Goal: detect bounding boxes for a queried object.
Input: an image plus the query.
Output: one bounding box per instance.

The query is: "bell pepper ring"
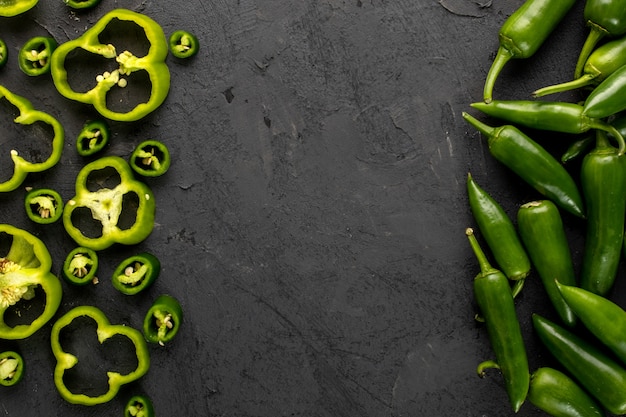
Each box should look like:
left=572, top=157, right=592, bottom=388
left=62, top=246, right=98, bottom=286
left=24, top=188, right=64, bottom=224
left=18, top=36, right=57, bottom=77
left=64, top=0, right=102, bottom=9
left=76, top=119, right=110, bottom=157
left=0, top=351, right=24, bottom=387
left=50, top=8, right=170, bottom=122
left=62, top=156, right=156, bottom=251
left=50, top=305, right=150, bottom=405
left=0, top=224, right=62, bottom=340
left=169, top=30, right=199, bottom=59
left=112, top=252, right=160, bottom=295
left=125, top=395, right=155, bottom=417
left=143, top=294, right=182, bottom=346
left=0, top=85, right=64, bottom=193
left=0, top=39, right=8, bottom=68
left=130, top=139, right=171, bottom=177
left=0, top=0, right=38, bottom=17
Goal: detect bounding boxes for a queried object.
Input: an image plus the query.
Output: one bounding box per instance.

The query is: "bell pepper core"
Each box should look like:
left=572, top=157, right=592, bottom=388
left=112, top=252, right=160, bottom=295
left=18, top=37, right=57, bottom=77
left=62, top=156, right=156, bottom=251
left=0, top=85, right=64, bottom=193
left=130, top=140, right=171, bottom=177
left=0, top=0, right=38, bottom=17
left=64, top=0, right=102, bottom=9
left=143, top=294, right=182, bottom=346
left=0, top=39, right=8, bottom=68
left=76, top=120, right=110, bottom=157
left=0, top=224, right=62, bottom=340
left=125, top=395, right=155, bottom=417
left=62, top=247, right=98, bottom=286
left=50, top=8, right=170, bottom=122
left=169, top=30, right=199, bottom=59
left=0, top=351, right=24, bottom=387
left=50, top=305, right=150, bottom=405
left=25, top=188, right=64, bottom=224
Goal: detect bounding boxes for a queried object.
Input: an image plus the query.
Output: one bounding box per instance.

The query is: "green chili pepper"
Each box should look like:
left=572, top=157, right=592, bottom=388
left=62, top=246, right=98, bottom=286
left=0, top=0, right=38, bottom=17
left=63, top=0, right=102, bottom=9
left=18, top=36, right=57, bottom=77
left=463, top=112, right=585, bottom=218
left=112, top=252, right=160, bottom=295
left=0, top=39, right=8, bottom=68
left=50, top=305, right=150, bottom=405
left=533, top=313, right=626, bottom=415
left=0, top=351, right=24, bottom=387
left=574, top=0, right=626, bottom=79
left=169, top=30, right=199, bottom=59
left=62, top=156, right=156, bottom=251
left=534, top=35, right=626, bottom=97
left=528, top=367, right=605, bottom=417
left=466, top=228, right=529, bottom=412
left=50, top=8, right=170, bottom=122
left=561, top=135, right=594, bottom=164
left=467, top=173, right=530, bottom=281
left=130, top=140, right=171, bottom=177
left=125, top=395, right=155, bottom=417
left=470, top=100, right=626, bottom=155
left=583, top=64, right=626, bottom=120
left=578, top=132, right=626, bottom=296
left=482, top=0, right=576, bottom=103
left=517, top=200, right=577, bottom=327
left=143, top=294, right=183, bottom=346
left=0, top=85, right=64, bottom=193
left=76, top=120, right=110, bottom=157
left=24, top=188, right=63, bottom=224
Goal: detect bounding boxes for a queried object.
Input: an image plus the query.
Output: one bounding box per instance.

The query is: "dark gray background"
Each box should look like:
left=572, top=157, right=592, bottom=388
left=0, top=0, right=606, bottom=416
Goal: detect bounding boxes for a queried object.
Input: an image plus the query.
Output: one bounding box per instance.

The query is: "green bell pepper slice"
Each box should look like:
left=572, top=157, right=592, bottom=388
left=143, top=294, right=182, bottom=345
left=0, top=0, right=38, bottom=17
left=130, top=139, right=171, bottom=177
left=0, top=39, right=8, bottom=68
left=0, top=224, right=62, bottom=339
left=50, top=8, right=170, bottom=122
left=0, top=351, right=24, bottom=386
left=62, top=246, right=98, bottom=286
left=63, top=156, right=156, bottom=251
left=24, top=188, right=64, bottom=224
left=112, top=252, right=160, bottom=295
left=125, top=395, right=155, bottom=417
left=0, top=85, right=64, bottom=192
left=64, top=0, right=102, bottom=9
left=169, top=30, right=199, bottom=59
left=50, top=305, right=150, bottom=405
left=18, top=36, right=57, bottom=76
left=76, top=119, right=109, bottom=157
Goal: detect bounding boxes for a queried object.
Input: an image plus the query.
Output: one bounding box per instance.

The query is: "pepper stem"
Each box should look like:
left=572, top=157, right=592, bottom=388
left=466, top=227, right=498, bottom=276
left=462, top=112, right=496, bottom=138
left=483, top=46, right=514, bottom=103
left=589, top=121, right=626, bottom=155
left=477, top=360, right=500, bottom=377
left=574, top=24, right=607, bottom=79
left=532, top=73, right=596, bottom=98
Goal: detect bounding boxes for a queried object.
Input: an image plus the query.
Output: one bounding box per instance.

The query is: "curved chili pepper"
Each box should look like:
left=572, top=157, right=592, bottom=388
left=579, top=132, right=626, bottom=296
left=0, top=0, right=38, bottom=17
left=467, top=173, right=530, bottom=281
left=63, top=0, right=102, bottom=9
left=470, top=100, right=626, bottom=155
left=50, top=305, right=150, bottom=405
left=18, top=36, right=57, bottom=77
left=482, top=0, right=576, bottom=103
left=462, top=112, right=585, bottom=218
left=0, top=351, right=24, bottom=387
left=561, top=135, right=594, bottom=164
left=466, top=228, right=529, bottom=412
left=130, top=140, right=171, bottom=177
left=517, top=200, right=577, bottom=327
left=533, top=313, right=626, bottom=415
left=0, top=39, right=8, bottom=68
left=24, top=188, right=64, bottom=224
left=169, top=30, right=199, bottom=59
left=143, top=294, right=183, bottom=346
left=583, top=64, right=626, bottom=120
left=62, top=246, right=98, bottom=286
left=125, top=395, right=155, bottom=417
left=112, top=252, right=160, bottom=295
left=528, top=367, right=604, bottom=417
left=76, top=120, right=109, bottom=157
left=574, top=0, right=626, bottom=79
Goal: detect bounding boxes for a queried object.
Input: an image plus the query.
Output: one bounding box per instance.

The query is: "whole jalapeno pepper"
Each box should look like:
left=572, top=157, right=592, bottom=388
left=467, top=173, right=530, bottom=281
left=583, top=64, right=626, bottom=120
left=528, top=367, right=605, bottom=417
left=0, top=351, right=24, bottom=387
left=574, top=0, right=626, bottom=79
left=517, top=200, right=577, bottom=327
left=482, top=0, right=577, bottom=103
left=18, top=36, right=57, bottom=76
left=470, top=100, right=626, bottom=155
left=579, top=131, right=626, bottom=296
left=466, top=228, right=529, bottom=413
left=533, top=313, right=626, bottom=415
left=463, top=112, right=585, bottom=218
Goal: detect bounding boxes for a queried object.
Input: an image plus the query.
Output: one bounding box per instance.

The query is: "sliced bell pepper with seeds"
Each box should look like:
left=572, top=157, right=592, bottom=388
left=0, top=351, right=23, bottom=386
left=24, top=188, right=63, bottom=224
left=50, top=8, right=170, bottom=122
left=62, top=246, right=98, bottom=286
left=0, top=0, right=38, bottom=17
left=62, top=156, right=156, bottom=251
left=112, top=252, right=159, bottom=295
left=143, top=294, right=182, bottom=345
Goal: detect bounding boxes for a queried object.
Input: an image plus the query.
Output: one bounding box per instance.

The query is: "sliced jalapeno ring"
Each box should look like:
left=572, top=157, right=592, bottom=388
left=62, top=246, right=99, bottom=286
left=130, top=140, right=171, bottom=177
left=125, top=394, right=155, bottom=417
left=18, top=36, right=57, bottom=76
left=63, top=0, right=102, bottom=9
left=0, top=351, right=24, bottom=387
left=169, top=30, right=199, bottom=59
left=143, top=294, right=183, bottom=346
left=25, top=188, right=64, bottom=224
left=0, top=39, right=8, bottom=68
left=112, top=252, right=160, bottom=295
left=76, top=120, right=110, bottom=157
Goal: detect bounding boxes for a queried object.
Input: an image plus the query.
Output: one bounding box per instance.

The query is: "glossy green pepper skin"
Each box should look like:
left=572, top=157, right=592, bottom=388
left=467, top=173, right=530, bottom=281
left=112, top=252, right=160, bottom=295
left=62, top=246, right=98, bottom=286
left=24, top=188, right=64, bottom=224
left=533, top=313, right=626, bottom=415
left=0, top=351, right=24, bottom=387
left=125, top=395, right=155, bottom=417
left=466, top=228, right=529, bottom=412
left=463, top=112, right=585, bottom=218
left=169, top=30, right=199, bottom=59
left=50, top=9, right=170, bottom=122
left=143, top=294, right=183, bottom=345
left=482, top=0, right=576, bottom=103
left=583, top=64, right=626, bottom=120
left=76, top=120, right=109, bottom=157
left=130, top=140, right=171, bottom=177
left=18, top=36, right=57, bottom=76
left=0, top=0, right=38, bottom=17
left=528, top=367, right=605, bottom=417
left=579, top=133, right=626, bottom=296
left=517, top=200, right=577, bottom=327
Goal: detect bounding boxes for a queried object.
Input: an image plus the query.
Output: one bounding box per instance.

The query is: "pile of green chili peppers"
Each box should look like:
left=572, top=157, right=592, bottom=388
left=466, top=0, right=626, bottom=415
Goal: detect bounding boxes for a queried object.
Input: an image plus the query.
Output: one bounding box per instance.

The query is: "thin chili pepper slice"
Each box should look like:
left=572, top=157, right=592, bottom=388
left=112, top=252, right=160, bottom=295
left=0, top=351, right=24, bottom=387
left=62, top=246, right=98, bottom=286
left=125, top=395, right=155, bottom=417
left=0, top=39, right=7, bottom=68
left=18, top=36, right=57, bottom=77
left=143, top=294, right=183, bottom=346
left=24, top=188, right=64, bottom=224
left=76, top=120, right=110, bottom=157
left=169, top=30, right=199, bottom=59
left=63, top=0, right=102, bottom=9
left=130, top=140, right=171, bottom=177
